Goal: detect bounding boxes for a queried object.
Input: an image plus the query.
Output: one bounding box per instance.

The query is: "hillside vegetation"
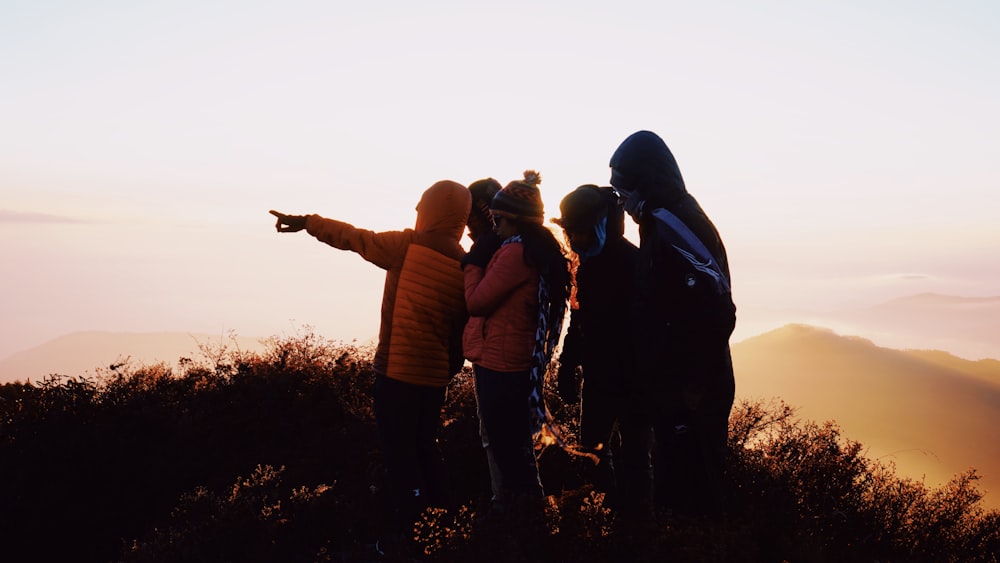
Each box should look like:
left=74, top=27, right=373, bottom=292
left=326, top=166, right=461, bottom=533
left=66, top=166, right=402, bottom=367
left=1, top=331, right=997, bottom=563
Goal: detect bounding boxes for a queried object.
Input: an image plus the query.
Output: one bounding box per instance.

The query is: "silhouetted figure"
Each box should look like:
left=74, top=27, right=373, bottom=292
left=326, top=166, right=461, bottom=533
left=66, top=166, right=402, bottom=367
left=553, top=184, right=654, bottom=519
left=269, top=180, right=471, bottom=555
left=461, top=170, right=571, bottom=523
left=467, top=177, right=502, bottom=241
left=466, top=177, right=505, bottom=506
left=609, top=130, right=736, bottom=521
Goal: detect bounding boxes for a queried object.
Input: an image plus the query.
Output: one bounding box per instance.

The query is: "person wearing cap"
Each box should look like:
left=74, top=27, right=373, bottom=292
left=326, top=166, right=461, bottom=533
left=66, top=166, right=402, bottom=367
left=553, top=184, right=653, bottom=519
left=608, top=130, right=736, bottom=522
left=461, top=170, right=571, bottom=521
left=268, top=180, right=471, bottom=553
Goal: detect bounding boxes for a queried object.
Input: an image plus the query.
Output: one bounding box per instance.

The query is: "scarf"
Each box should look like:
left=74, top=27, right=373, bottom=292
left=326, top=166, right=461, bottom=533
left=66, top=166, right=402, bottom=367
left=571, top=215, right=608, bottom=263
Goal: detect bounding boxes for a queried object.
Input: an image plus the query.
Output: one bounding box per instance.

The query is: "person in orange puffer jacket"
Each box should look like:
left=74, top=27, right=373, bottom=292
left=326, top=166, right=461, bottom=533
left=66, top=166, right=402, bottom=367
left=269, top=180, right=471, bottom=550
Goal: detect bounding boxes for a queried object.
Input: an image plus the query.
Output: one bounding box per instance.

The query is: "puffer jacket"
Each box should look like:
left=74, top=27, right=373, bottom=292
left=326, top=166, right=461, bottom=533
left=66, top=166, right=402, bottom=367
left=305, top=180, right=471, bottom=387
left=463, top=241, right=539, bottom=372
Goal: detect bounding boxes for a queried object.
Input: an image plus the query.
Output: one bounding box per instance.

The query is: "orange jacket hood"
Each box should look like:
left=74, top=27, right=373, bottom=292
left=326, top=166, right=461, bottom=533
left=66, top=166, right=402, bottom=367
left=414, top=180, right=471, bottom=241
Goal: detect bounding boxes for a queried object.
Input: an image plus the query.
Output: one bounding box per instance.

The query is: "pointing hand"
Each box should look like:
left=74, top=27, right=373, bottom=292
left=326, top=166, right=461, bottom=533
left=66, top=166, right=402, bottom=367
left=269, top=210, right=307, bottom=233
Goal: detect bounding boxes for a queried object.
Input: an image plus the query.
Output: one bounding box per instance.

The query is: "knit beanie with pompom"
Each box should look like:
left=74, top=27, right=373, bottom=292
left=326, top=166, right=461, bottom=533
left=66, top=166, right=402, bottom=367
left=491, top=170, right=545, bottom=224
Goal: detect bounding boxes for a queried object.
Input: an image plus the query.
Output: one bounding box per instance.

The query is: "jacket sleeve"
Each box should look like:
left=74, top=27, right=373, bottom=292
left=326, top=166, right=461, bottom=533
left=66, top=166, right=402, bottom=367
left=464, top=244, right=532, bottom=317
left=305, top=215, right=410, bottom=270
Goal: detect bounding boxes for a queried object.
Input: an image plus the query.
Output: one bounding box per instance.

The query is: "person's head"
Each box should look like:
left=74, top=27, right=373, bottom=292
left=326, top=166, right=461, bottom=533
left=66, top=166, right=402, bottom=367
left=467, top=177, right=502, bottom=240
left=490, top=170, right=545, bottom=238
left=414, top=180, right=472, bottom=241
left=491, top=170, right=571, bottom=307
left=554, top=184, right=611, bottom=258
left=609, top=130, right=686, bottom=205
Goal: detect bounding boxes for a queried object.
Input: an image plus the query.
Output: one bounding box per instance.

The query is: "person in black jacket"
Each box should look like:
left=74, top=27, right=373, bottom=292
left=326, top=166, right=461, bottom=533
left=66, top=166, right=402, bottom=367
left=465, top=177, right=505, bottom=508
left=554, top=184, right=654, bottom=519
left=608, top=130, right=736, bottom=521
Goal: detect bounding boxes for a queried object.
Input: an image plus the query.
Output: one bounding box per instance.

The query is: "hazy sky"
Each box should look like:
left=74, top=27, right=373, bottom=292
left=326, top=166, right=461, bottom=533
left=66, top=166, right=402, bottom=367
left=2, top=1, right=998, bottom=359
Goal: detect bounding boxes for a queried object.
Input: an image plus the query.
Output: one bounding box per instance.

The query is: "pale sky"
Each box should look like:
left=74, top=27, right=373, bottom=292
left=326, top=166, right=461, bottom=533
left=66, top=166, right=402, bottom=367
left=2, top=1, right=999, bottom=359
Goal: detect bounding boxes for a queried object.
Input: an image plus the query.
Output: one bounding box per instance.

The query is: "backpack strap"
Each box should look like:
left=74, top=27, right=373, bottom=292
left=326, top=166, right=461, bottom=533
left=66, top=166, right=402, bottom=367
left=650, top=207, right=731, bottom=295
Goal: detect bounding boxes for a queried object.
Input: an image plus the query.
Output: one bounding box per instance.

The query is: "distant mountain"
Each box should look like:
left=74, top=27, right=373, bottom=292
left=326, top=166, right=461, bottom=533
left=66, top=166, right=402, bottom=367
left=733, top=323, right=1000, bottom=508
left=0, top=331, right=269, bottom=384
left=815, top=292, right=1000, bottom=361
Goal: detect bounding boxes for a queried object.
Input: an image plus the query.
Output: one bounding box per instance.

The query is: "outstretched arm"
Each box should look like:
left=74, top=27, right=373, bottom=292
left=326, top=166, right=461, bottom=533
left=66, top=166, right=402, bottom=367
left=269, top=210, right=410, bottom=271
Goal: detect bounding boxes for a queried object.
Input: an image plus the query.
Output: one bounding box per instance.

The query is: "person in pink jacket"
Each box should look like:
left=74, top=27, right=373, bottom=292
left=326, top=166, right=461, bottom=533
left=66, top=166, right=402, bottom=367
left=461, top=170, right=571, bottom=521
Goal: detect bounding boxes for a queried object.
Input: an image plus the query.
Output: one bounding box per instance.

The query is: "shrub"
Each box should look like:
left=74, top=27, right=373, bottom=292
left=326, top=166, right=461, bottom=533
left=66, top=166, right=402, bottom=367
left=0, top=333, right=997, bottom=563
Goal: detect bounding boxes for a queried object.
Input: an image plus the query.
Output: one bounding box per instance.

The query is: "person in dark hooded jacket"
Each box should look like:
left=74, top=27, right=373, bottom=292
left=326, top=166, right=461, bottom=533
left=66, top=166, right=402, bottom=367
left=608, top=130, right=736, bottom=521
left=554, top=184, right=653, bottom=518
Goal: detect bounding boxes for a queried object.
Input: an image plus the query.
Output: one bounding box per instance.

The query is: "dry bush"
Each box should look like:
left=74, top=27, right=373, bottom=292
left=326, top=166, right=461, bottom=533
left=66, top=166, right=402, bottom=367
left=1, top=336, right=998, bottom=563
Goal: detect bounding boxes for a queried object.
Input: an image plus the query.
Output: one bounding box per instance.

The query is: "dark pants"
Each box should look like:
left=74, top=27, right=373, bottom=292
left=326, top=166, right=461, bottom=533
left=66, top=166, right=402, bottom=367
left=643, top=348, right=735, bottom=521
left=581, top=376, right=654, bottom=515
left=374, top=374, right=450, bottom=534
left=473, top=365, right=544, bottom=499
left=651, top=403, right=731, bottom=520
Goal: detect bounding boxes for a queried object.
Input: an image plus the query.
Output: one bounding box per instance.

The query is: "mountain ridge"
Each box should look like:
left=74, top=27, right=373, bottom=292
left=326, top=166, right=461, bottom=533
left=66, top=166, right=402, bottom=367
left=825, top=292, right=1000, bottom=361
left=0, top=331, right=270, bottom=383
left=733, top=323, right=1000, bottom=508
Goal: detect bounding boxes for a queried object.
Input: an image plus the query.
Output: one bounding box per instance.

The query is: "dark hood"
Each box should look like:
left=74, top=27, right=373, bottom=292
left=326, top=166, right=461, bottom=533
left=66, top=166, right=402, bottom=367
left=609, top=130, right=687, bottom=207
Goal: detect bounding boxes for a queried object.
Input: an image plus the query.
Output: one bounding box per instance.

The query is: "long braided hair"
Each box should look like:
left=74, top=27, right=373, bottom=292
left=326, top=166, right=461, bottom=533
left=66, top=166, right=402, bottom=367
left=518, top=222, right=571, bottom=316
left=516, top=219, right=571, bottom=441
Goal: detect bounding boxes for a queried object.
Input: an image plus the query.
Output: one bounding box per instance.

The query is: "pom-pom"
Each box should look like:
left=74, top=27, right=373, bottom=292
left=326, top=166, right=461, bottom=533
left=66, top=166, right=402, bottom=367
left=522, top=170, right=542, bottom=187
